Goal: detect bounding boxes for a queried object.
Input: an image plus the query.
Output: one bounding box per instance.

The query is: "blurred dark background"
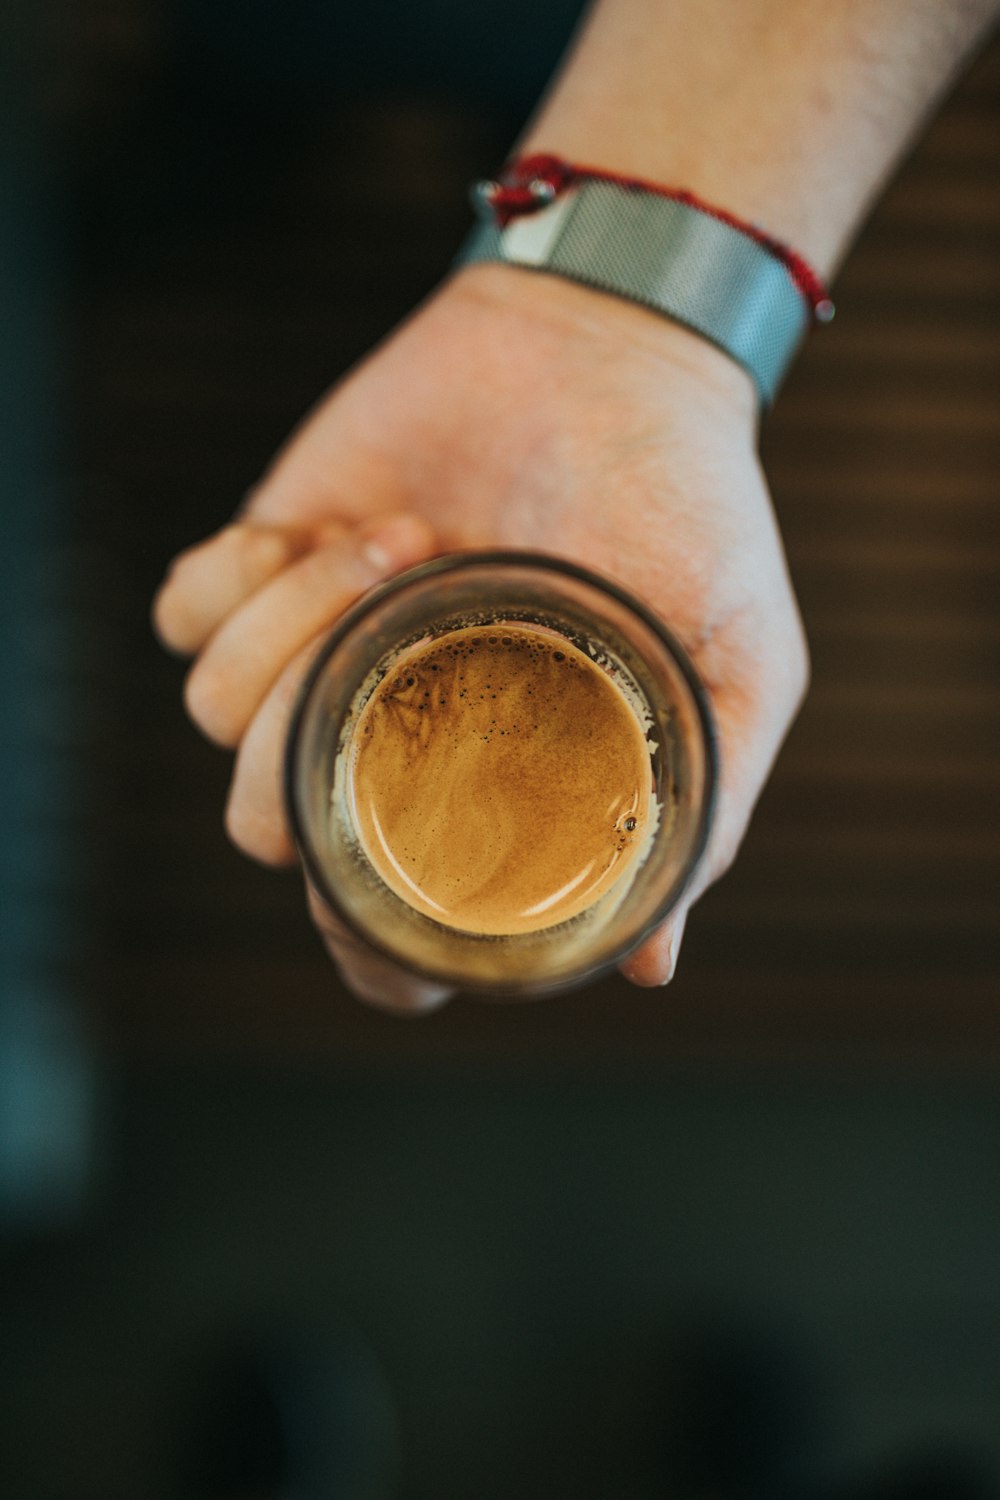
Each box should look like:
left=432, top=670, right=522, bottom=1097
left=1, top=2, right=999, bottom=1496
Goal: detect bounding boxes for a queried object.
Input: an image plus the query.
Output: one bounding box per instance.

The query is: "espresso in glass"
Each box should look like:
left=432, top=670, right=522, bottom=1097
left=286, top=553, right=716, bottom=994
left=348, top=623, right=654, bottom=937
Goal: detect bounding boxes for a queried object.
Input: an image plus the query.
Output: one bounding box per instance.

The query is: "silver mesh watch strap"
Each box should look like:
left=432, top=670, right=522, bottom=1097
left=456, top=179, right=811, bottom=405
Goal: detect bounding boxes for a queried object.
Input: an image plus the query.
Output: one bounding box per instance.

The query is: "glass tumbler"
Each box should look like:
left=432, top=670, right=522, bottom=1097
left=285, top=552, right=716, bottom=994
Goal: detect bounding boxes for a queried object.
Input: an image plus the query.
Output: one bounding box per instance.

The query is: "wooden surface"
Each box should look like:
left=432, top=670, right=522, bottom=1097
left=74, top=41, right=1000, bottom=1064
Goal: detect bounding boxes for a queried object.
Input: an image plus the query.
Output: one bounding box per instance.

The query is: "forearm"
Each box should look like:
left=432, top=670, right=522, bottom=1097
left=519, top=0, right=998, bottom=275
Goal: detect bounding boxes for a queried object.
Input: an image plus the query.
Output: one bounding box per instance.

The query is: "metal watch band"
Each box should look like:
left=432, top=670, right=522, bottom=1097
left=456, top=177, right=811, bottom=405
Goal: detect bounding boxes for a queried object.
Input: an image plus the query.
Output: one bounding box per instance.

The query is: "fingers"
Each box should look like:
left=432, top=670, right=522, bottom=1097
left=305, top=883, right=454, bottom=1016
left=155, top=500, right=445, bottom=1011
left=153, top=521, right=319, bottom=656
left=229, top=686, right=454, bottom=1010
left=223, top=639, right=320, bottom=868
left=182, top=512, right=436, bottom=748
left=200, top=513, right=449, bottom=1015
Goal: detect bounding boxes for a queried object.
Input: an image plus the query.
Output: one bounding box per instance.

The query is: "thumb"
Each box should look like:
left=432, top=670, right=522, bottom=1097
left=619, top=903, right=690, bottom=988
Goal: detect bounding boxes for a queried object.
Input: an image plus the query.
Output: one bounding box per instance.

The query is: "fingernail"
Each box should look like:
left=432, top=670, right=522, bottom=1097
left=360, top=513, right=435, bottom=575
left=361, top=535, right=393, bottom=572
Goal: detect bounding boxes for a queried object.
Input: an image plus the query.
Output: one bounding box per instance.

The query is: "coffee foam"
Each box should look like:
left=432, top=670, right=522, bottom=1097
left=346, top=623, right=654, bottom=936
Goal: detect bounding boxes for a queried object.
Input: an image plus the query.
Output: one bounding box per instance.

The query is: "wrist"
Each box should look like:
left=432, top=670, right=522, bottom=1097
left=457, top=154, right=827, bottom=406
left=449, top=260, right=759, bottom=430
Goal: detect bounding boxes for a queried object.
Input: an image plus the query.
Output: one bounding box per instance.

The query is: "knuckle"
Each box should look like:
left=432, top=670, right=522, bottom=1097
left=152, top=552, right=211, bottom=653
left=238, top=522, right=296, bottom=575
left=150, top=587, right=178, bottom=647
left=151, top=576, right=192, bottom=651
left=235, top=482, right=265, bottom=522
left=183, top=662, right=240, bottom=747
left=224, top=794, right=295, bottom=866
left=160, top=543, right=202, bottom=595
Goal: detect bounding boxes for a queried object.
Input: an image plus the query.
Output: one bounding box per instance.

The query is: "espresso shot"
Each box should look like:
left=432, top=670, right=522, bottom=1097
left=347, top=625, right=655, bottom=936
left=287, top=554, right=715, bottom=992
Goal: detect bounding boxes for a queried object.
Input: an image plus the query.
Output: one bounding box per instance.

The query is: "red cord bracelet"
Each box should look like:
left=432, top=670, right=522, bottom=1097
left=474, top=152, right=835, bottom=324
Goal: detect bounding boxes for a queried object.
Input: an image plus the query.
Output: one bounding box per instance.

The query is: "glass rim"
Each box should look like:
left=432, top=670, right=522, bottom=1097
left=284, top=549, right=719, bottom=992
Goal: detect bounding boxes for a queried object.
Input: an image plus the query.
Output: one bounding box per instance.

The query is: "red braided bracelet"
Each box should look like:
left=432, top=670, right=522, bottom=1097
left=475, top=152, right=835, bottom=324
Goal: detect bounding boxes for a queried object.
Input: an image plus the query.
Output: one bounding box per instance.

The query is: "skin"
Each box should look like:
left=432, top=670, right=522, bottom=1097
left=152, top=0, right=998, bottom=1014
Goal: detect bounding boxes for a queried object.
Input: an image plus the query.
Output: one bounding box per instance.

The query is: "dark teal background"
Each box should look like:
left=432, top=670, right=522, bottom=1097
left=2, top=3, right=999, bottom=1496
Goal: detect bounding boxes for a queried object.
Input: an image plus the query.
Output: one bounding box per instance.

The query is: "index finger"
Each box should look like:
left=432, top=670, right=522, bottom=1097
left=152, top=520, right=320, bottom=656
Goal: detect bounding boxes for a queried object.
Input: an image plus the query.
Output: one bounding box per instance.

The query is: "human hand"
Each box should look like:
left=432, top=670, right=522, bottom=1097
left=153, top=263, right=809, bottom=1013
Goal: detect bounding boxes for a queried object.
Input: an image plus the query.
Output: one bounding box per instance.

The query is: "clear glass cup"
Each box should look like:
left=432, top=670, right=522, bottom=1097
left=284, top=552, right=717, bottom=994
